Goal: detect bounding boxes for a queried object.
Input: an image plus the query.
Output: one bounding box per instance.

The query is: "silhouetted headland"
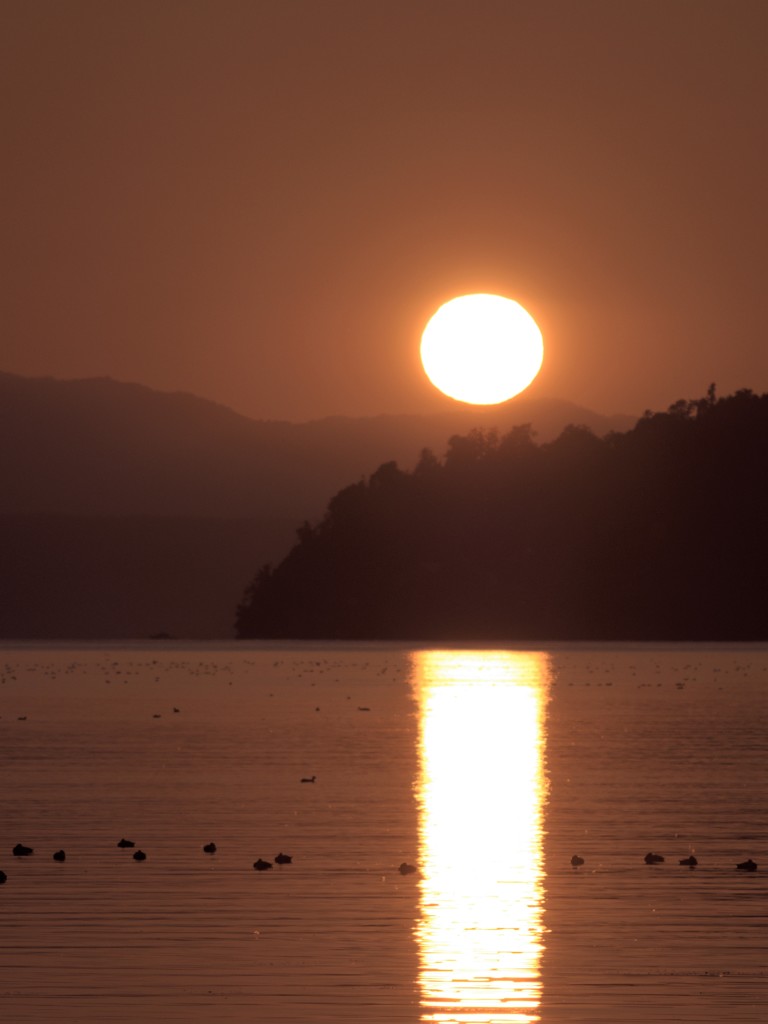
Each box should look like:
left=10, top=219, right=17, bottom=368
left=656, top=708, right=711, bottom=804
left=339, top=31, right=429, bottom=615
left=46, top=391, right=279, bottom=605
left=236, top=388, right=768, bottom=642
left=0, top=370, right=631, bottom=641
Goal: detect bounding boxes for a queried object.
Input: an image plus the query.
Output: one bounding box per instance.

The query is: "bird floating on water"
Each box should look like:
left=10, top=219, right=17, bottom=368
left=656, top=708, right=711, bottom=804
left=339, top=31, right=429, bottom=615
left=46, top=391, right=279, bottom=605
left=203, top=842, right=217, bottom=854
left=571, top=855, right=585, bottom=867
left=679, top=855, right=697, bottom=867
left=736, top=858, right=757, bottom=871
left=117, top=838, right=135, bottom=848
left=644, top=852, right=664, bottom=864
left=253, top=858, right=273, bottom=871
left=0, top=870, right=6, bottom=884
left=398, top=862, right=417, bottom=876
left=275, top=852, right=292, bottom=864
left=12, top=843, right=33, bottom=857
left=133, top=850, right=147, bottom=861
left=301, top=775, right=316, bottom=783
left=52, top=850, right=66, bottom=862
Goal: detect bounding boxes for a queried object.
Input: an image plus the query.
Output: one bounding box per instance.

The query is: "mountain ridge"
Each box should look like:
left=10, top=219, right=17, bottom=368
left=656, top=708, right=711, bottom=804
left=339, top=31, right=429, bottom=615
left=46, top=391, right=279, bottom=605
left=0, top=370, right=636, bottom=519
left=0, top=369, right=636, bottom=639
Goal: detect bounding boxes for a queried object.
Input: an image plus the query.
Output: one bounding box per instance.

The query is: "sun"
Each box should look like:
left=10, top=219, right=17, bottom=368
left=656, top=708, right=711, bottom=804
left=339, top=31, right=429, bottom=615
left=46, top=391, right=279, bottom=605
left=420, top=293, right=543, bottom=405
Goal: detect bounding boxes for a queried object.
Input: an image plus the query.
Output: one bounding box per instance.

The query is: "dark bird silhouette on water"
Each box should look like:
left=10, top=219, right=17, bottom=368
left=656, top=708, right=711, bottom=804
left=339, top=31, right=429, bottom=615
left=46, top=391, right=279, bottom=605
left=571, top=855, right=585, bottom=867
left=13, top=843, right=33, bottom=857
left=301, top=775, right=316, bottom=783
left=0, top=871, right=6, bottom=884
left=679, top=855, right=697, bottom=867
left=253, top=858, right=273, bottom=871
left=644, top=852, right=664, bottom=864
left=52, top=850, right=66, bottom=862
left=203, top=842, right=217, bottom=854
left=736, top=858, right=757, bottom=871
left=275, top=852, right=292, bottom=864
left=133, top=850, right=147, bottom=861
left=117, top=838, right=135, bottom=848
left=399, top=862, right=417, bottom=875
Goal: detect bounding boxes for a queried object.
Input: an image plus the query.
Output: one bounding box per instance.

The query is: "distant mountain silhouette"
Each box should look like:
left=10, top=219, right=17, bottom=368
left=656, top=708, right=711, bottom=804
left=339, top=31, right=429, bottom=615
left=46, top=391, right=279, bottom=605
left=236, top=387, right=768, bottom=642
left=0, top=371, right=634, bottom=639
left=0, top=371, right=634, bottom=518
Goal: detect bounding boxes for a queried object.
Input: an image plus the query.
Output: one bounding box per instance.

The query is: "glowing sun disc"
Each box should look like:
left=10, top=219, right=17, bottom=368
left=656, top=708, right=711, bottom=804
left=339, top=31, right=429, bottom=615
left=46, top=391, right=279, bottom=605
left=421, top=293, right=543, bottom=404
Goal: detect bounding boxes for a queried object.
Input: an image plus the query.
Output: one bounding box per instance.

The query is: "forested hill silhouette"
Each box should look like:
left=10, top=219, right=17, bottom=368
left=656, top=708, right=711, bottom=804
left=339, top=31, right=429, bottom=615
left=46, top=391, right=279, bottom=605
left=0, top=370, right=632, bottom=639
left=236, top=388, right=768, bottom=641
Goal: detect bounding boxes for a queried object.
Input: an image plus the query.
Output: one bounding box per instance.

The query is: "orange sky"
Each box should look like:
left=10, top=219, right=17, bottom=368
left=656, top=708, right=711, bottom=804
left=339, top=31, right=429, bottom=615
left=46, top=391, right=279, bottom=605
left=3, top=0, right=766, bottom=421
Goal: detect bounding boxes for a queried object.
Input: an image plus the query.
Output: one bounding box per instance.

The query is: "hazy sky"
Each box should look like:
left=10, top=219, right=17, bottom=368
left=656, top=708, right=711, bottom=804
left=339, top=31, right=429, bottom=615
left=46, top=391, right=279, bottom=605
left=3, top=0, right=766, bottom=421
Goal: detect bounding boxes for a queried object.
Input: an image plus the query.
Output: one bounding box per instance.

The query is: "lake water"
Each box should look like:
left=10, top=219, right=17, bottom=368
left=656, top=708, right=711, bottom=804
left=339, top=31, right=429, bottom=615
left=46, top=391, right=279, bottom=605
left=1, top=642, right=766, bottom=1023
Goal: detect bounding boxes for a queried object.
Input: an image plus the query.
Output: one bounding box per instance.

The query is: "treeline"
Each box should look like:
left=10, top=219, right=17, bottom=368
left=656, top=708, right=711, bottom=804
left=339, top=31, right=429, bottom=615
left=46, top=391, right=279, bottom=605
left=236, top=388, right=768, bottom=641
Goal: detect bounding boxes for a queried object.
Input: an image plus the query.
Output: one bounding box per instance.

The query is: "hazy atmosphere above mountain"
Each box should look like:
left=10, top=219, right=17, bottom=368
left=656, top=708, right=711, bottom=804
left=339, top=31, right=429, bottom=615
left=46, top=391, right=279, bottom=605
left=3, top=1, right=766, bottom=421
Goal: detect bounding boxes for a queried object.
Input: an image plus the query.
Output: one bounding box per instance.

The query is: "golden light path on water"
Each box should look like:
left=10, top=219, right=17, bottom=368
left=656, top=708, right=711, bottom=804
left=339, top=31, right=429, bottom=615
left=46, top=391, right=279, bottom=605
left=410, top=651, right=550, bottom=1023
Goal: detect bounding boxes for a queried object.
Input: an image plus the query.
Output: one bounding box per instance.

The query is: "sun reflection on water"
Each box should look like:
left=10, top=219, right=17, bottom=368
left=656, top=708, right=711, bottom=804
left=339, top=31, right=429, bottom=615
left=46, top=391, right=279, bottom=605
left=410, top=650, right=550, bottom=1023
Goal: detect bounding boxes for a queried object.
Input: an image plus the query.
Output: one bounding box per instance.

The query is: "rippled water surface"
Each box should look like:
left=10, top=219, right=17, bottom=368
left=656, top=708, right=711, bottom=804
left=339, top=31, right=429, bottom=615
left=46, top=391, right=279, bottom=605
left=1, top=642, right=766, bottom=1022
